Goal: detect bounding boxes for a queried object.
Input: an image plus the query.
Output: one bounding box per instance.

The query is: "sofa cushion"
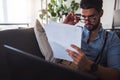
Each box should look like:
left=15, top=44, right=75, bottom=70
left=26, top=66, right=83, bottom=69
left=34, top=19, right=53, bottom=61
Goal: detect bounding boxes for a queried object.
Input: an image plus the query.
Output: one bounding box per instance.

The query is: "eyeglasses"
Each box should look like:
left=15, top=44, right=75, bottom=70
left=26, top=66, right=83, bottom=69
left=79, top=13, right=98, bottom=23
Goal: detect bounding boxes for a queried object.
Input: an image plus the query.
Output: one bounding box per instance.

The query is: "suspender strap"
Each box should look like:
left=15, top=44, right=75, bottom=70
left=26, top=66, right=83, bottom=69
left=94, top=31, right=108, bottom=64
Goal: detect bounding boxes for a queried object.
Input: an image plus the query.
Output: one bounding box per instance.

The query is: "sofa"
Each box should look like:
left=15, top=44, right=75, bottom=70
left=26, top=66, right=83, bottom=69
left=0, top=28, right=99, bottom=80
left=0, top=28, right=44, bottom=79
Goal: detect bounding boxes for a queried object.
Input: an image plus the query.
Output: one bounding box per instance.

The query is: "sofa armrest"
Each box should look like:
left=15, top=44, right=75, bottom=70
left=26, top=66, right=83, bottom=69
left=0, top=28, right=44, bottom=58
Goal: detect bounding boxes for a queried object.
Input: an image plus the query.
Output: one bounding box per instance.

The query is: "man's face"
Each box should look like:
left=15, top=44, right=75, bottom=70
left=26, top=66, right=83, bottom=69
left=80, top=8, right=103, bottom=31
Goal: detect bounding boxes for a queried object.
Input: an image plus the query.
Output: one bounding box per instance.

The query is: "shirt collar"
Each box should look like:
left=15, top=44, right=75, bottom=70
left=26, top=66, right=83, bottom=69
left=83, top=23, right=104, bottom=40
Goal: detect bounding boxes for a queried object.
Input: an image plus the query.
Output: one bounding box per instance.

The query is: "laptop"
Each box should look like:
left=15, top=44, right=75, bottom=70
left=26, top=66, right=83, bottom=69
left=3, top=44, right=99, bottom=80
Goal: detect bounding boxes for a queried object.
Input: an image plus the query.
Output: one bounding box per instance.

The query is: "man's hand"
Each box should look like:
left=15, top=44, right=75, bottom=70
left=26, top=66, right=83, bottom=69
left=66, top=44, right=93, bottom=71
left=63, top=12, right=80, bottom=25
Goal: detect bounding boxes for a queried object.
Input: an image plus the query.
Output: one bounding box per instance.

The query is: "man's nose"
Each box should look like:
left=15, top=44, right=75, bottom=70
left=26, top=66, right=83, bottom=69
left=84, top=18, right=90, bottom=23
left=84, top=17, right=89, bottom=20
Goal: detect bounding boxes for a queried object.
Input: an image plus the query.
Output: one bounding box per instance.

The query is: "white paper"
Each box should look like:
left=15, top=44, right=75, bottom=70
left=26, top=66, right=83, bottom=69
left=44, top=22, right=82, bottom=61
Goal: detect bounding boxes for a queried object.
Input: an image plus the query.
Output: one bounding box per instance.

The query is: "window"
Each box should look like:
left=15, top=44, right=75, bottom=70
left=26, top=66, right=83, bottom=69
left=0, top=0, right=32, bottom=30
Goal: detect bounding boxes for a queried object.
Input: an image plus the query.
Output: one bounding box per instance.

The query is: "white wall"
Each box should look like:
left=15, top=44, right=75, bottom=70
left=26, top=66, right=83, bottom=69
left=102, top=0, right=115, bottom=29
left=0, top=0, right=4, bottom=22
left=30, top=0, right=47, bottom=27
left=29, top=0, right=41, bottom=27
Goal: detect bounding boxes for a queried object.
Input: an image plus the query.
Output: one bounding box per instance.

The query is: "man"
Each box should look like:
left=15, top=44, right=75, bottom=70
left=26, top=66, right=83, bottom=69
left=63, top=0, right=120, bottom=80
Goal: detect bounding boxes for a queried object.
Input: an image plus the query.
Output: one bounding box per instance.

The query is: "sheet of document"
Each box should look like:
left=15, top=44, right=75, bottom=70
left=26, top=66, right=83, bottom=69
left=44, top=22, right=82, bottom=61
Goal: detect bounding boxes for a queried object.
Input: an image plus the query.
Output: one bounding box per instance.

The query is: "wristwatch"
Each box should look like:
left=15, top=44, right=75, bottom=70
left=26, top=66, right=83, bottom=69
left=90, top=63, right=98, bottom=72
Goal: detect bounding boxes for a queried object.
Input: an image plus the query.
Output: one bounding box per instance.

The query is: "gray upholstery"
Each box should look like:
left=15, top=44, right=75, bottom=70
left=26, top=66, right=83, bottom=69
left=0, top=28, right=44, bottom=58
left=0, top=28, right=44, bottom=79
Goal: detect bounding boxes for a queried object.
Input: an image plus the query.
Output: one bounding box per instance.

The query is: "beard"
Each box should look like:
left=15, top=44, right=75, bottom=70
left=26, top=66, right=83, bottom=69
left=85, top=20, right=100, bottom=31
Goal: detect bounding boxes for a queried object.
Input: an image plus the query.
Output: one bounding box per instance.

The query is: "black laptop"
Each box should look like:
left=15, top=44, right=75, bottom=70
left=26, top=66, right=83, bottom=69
left=3, top=44, right=99, bottom=80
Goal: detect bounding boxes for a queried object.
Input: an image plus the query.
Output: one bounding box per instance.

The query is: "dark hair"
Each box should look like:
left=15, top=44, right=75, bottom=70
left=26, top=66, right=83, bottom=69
left=80, top=0, right=103, bottom=12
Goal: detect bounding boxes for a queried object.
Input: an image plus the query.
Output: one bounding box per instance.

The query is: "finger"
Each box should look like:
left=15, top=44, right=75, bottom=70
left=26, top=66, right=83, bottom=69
left=66, top=49, right=79, bottom=61
left=66, top=49, right=77, bottom=56
left=74, top=16, right=80, bottom=23
left=66, top=12, right=74, bottom=18
left=70, top=44, right=84, bottom=55
left=67, top=22, right=76, bottom=25
left=63, top=12, right=74, bottom=24
left=70, top=53, right=80, bottom=65
left=76, top=16, right=80, bottom=20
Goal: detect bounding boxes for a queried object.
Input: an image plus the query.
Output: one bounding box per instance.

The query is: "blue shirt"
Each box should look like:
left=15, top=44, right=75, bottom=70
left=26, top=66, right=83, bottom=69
left=81, top=26, right=120, bottom=71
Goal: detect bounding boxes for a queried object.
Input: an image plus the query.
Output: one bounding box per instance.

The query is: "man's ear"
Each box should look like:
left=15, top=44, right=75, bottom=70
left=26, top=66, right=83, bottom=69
left=100, top=9, right=103, bottom=17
